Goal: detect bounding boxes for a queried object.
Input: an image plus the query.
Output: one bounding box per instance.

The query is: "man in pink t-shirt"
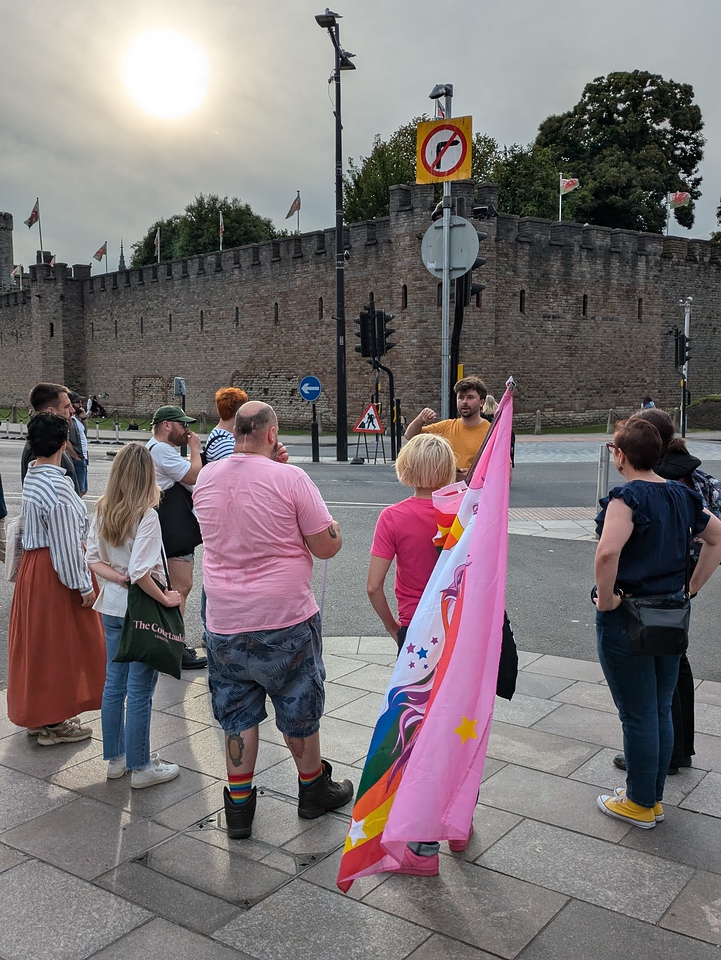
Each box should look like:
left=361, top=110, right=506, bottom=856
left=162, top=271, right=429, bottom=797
left=193, top=401, right=353, bottom=840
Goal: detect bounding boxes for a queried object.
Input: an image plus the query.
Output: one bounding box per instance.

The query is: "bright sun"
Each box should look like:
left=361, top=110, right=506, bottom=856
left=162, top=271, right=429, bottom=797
left=124, top=30, right=209, bottom=120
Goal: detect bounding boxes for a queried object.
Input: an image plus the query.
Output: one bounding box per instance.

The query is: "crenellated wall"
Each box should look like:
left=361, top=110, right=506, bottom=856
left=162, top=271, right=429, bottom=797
left=1, top=183, right=720, bottom=426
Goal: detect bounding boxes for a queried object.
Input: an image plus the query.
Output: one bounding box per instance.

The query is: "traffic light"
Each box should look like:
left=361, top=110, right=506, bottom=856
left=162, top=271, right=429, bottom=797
left=460, top=230, right=488, bottom=306
left=675, top=330, right=689, bottom=371
left=685, top=336, right=692, bottom=364
left=354, top=305, right=376, bottom=358
left=376, top=310, right=396, bottom=357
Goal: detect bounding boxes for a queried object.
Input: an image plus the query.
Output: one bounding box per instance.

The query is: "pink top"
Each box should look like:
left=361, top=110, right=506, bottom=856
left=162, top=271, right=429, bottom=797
left=370, top=496, right=439, bottom=625
left=193, top=455, right=333, bottom=633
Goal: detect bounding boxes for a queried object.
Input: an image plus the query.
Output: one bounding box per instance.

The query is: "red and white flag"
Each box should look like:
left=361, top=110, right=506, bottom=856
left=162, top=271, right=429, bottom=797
left=560, top=177, right=579, bottom=195
left=11, top=265, right=21, bottom=277
left=668, top=191, right=691, bottom=209
left=435, top=100, right=446, bottom=120
left=219, top=210, right=224, bottom=238
left=285, top=192, right=301, bottom=219
left=154, top=228, right=160, bottom=252
left=93, top=241, right=107, bottom=262
left=24, top=200, right=40, bottom=228
left=49, top=256, right=55, bottom=267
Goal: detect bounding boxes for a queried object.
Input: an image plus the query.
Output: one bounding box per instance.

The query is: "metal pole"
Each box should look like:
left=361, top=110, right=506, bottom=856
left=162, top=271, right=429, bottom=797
left=333, top=22, right=348, bottom=461
left=596, top=443, right=610, bottom=508
left=311, top=402, right=320, bottom=463
left=440, top=89, right=453, bottom=420
left=558, top=174, right=563, bottom=222
left=681, top=296, right=692, bottom=437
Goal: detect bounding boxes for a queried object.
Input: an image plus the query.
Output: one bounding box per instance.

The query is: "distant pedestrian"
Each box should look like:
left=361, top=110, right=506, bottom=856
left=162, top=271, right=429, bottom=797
left=641, top=395, right=655, bottom=409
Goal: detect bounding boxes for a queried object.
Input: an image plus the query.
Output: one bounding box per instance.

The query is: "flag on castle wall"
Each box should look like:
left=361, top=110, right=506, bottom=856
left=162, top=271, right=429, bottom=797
left=560, top=177, right=579, bottom=195
left=337, top=385, right=514, bottom=891
left=285, top=192, right=301, bottom=219
left=24, top=200, right=40, bottom=228
left=154, top=228, right=160, bottom=253
left=11, top=265, right=21, bottom=277
left=668, top=191, right=691, bottom=209
left=219, top=210, right=224, bottom=238
left=93, top=242, right=107, bottom=262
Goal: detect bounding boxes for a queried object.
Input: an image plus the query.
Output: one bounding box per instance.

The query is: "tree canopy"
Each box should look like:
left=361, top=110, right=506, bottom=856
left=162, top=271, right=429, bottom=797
left=131, top=194, right=280, bottom=267
left=535, top=70, right=704, bottom=232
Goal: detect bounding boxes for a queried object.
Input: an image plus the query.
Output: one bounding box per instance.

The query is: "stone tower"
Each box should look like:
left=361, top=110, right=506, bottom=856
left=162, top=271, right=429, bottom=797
left=0, top=213, right=14, bottom=289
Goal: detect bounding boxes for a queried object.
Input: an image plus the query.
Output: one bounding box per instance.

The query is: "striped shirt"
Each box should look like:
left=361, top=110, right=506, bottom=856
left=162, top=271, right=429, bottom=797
left=204, top=427, right=235, bottom=462
left=22, top=463, right=93, bottom=595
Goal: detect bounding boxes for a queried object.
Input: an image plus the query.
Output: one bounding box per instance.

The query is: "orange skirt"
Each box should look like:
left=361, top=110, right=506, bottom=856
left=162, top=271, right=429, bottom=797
left=7, top=548, right=106, bottom=727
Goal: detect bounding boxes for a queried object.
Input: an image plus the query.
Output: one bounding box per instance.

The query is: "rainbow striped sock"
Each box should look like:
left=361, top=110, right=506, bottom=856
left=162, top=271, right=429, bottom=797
left=228, top=771, right=254, bottom=805
left=298, top=763, right=323, bottom=787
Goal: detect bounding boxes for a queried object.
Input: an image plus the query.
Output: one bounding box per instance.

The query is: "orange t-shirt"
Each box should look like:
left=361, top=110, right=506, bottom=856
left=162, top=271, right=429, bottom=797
left=421, top=418, right=490, bottom=470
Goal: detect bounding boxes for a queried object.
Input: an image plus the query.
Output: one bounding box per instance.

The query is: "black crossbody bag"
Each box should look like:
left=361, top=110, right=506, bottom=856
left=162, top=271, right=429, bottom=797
left=620, top=529, right=691, bottom=656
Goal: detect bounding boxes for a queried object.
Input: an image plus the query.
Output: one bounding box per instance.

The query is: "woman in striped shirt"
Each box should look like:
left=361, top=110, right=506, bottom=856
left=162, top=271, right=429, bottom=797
left=6, top=412, right=106, bottom=744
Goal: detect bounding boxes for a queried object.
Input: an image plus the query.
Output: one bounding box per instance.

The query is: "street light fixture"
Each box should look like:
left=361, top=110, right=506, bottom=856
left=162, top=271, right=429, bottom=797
left=316, top=8, right=355, bottom=462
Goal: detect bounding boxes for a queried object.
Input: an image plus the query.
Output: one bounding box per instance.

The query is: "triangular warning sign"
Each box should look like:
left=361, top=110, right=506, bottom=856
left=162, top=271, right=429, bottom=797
left=353, top=403, right=384, bottom=434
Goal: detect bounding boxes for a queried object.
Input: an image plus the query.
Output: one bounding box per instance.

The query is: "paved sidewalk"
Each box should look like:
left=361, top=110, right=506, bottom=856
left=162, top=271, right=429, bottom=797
left=1, top=643, right=721, bottom=959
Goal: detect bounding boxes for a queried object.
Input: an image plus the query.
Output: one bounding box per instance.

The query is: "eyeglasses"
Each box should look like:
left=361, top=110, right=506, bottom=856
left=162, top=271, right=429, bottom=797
left=605, top=442, right=617, bottom=453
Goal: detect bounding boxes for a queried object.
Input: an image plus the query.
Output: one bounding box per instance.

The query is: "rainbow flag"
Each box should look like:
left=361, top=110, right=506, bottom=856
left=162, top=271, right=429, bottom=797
left=337, top=386, right=514, bottom=890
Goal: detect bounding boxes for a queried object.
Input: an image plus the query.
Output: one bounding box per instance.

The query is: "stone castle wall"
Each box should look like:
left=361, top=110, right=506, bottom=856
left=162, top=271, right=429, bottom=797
left=1, top=182, right=720, bottom=426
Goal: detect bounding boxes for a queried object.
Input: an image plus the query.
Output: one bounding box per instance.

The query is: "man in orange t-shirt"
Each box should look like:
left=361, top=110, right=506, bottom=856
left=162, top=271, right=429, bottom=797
left=404, top=375, right=490, bottom=481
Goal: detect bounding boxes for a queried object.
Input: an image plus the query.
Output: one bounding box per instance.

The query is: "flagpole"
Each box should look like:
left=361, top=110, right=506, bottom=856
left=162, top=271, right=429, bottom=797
left=296, top=190, right=300, bottom=234
left=219, top=212, right=223, bottom=251
left=105, top=245, right=108, bottom=275
left=666, top=195, right=670, bottom=236
left=36, top=198, right=45, bottom=260
left=466, top=377, right=516, bottom=485
left=558, top=174, right=562, bottom=222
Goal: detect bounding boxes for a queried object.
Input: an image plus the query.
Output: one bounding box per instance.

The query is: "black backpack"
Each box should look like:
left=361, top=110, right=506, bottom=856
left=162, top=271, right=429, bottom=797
left=200, top=432, right=224, bottom=467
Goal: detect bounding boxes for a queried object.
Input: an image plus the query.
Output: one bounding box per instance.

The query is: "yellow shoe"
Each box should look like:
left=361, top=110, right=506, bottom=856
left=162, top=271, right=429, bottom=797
left=614, top=787, right=664, bottom=822
left=597, top=793, right=656, bottom=829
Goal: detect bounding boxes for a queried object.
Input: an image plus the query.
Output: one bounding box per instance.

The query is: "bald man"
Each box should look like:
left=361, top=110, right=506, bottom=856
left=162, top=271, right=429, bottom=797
left=193, top=402, right=353, bottom=840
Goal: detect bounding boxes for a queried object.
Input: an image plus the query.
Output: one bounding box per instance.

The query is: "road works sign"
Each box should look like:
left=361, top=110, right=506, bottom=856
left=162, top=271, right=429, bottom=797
left=416, top=116, right=473, bottom=184
left=353, top=403, right=384, bottom=434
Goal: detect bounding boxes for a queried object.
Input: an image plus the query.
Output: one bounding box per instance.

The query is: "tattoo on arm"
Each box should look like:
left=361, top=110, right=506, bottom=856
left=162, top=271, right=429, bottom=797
left=285, top=735, right=306, bottom=759
left=227, top=734, right=245, bottom=767
left=328, top=524, right=337, bottom=539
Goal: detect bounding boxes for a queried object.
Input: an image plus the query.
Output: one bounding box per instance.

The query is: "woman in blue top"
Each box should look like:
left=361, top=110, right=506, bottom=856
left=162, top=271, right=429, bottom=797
left=593, top=418, right=721, bottom=829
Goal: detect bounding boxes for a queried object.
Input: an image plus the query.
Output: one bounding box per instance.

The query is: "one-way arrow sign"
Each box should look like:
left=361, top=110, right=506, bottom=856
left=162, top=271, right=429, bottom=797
left=299, top=376, right=322, bottom=402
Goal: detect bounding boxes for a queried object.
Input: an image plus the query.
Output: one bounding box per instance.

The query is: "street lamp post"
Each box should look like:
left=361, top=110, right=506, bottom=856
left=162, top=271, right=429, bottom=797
left=316, top=8, right=355, bottom=462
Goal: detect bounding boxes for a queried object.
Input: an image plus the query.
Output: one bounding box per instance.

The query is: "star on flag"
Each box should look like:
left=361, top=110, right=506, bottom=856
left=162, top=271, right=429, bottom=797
left=348, top=818, right=367, bottom=846
left=454, top=716, right=478, bottom=744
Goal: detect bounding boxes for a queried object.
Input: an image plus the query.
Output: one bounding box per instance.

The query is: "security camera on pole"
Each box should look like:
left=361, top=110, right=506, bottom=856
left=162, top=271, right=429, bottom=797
left=418, top=88, right=473, bottom=418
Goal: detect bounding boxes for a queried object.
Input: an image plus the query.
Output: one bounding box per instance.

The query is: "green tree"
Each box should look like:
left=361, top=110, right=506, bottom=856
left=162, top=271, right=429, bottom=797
left=535, top=70, right=704, bottom=232
left=131, top=194, right=280, bottom=266
left=343, top=117, right=501, bottom=222
left=491, top=144, right=579, bottom=220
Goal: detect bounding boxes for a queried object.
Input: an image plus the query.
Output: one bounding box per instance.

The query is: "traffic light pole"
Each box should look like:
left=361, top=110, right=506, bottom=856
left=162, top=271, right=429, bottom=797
left=439, top=88, right=453, bottom=421
left=374, top=358, right=397, bottom=461
left=681, top=296, right=692, bottom=437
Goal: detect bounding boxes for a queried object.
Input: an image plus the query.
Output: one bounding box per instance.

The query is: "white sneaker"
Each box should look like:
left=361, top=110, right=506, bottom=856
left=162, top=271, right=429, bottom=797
left=107, top=756, right=127, bottom=780
left=130, top=753, right=180, bottom=789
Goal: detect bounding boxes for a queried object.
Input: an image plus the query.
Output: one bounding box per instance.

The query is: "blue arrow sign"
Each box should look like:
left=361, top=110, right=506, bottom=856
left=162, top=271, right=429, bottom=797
left=299, top=376, right=322, bottom=402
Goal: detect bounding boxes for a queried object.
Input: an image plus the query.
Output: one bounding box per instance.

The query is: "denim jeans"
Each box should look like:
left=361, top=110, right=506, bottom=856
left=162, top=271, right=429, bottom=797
left=596, top=606, right=681, bottom=807
left=101, top=614, right=159, bottom=770
left=73, top=458, right=88, bottom=495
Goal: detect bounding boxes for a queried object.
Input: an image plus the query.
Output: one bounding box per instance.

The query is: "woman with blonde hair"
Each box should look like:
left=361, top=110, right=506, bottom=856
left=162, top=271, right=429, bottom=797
left=87, top=443, right=182, bottom=788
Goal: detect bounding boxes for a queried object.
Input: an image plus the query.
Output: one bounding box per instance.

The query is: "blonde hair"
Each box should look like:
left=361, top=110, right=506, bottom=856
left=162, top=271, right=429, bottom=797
left=94, top=443, right=161, bottom=547
left=482, top=394, right=498, bottom=416
left=396, top=434, right=456, bottom=490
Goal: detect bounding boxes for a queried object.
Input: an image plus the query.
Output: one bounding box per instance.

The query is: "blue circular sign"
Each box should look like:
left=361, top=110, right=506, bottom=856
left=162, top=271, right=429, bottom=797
left=299, top=376, right=322, bottom=402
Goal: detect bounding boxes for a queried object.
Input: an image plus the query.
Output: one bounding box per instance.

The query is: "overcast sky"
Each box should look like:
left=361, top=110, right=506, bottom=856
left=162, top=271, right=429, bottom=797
left=2, top=0, right=720, bottom=271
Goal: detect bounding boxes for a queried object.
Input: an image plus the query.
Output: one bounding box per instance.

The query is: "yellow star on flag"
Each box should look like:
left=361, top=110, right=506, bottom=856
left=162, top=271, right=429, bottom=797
left=454, top=716, right=478, bottom=744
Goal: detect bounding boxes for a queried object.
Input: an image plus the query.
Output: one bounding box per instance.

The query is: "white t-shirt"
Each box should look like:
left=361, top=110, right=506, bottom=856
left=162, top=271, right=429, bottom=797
left=87, top=509, right=165, bottom=617
left=147, top=438, right=192, bottom=491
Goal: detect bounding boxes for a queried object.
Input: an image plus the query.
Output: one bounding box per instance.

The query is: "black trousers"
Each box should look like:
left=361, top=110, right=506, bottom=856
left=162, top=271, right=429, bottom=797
left=671, top=653, right=695, bottom=764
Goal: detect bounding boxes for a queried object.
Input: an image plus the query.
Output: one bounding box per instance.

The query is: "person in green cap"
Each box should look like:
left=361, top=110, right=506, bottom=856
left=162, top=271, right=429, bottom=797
left=147, top=404, right=206, bottom=670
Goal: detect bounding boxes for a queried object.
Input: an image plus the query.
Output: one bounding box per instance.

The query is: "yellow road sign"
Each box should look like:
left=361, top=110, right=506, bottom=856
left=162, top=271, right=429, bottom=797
left=416, top=116, right=473, bottom=184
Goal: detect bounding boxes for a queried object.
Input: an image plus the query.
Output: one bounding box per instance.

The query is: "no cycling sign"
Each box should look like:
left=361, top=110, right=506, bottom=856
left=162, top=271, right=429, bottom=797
left=416, top=116, right=473, bottom=184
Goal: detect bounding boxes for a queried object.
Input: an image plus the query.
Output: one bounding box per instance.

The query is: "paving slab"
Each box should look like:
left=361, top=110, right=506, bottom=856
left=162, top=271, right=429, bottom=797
left=487, top=720, right=599, bottom=775
left=695, top=701, right=721, bottom=738
left=0, top=842, right=25, bottom=874
left=145, top=832, right=289, bottom=906
left=214, top=878, right=431, bottom=960
left=480, top=820, right=693, bottom=923
left=406, top=934, right=498, bottom=960
left=162, top=690, right=220, bottom=726
left=523, top=654, right=605, bottom=683
left=513, top=671, right=574, bottom=699
left=516, top=651, right=543, bottom=669
left=259, top=714, right=372, bottom=766
left=551, top=679, right=618, bottom=714
left=97, top=860, right=243, bottom=936
left=478, top=764, right=630, bottom=841
left=151, top=675, right=208, bottom=710
left=691, top=733, right=721, bottom=774
left=661, top=869, right=721, bottom=946
left=322, top=680, right=371, bottom=713
left=333, top=661, right=394, bottom=695
left=323, top=652, right=371, bottom=682
left=696, top=679, right=721, bottom=708
left=363, top=856, right=567, bottom=959
left=0, top=728, right=102, bottom=778
left=532, top=702, right=624, bottom=749
left=301, top=845, right=391, bottom=901
left=680, top=770, right=721, bottom=818
left=0, top=859, right=149, bottom=960
left=568, top=746, right=707, bottom=806
left=517, top=898, right=721, bottom=960
left=326, top=690, right=384, bottom=727
left=255, top=756, right=359, bottom=802
left=162, top=726, right=288, bottom=778
left=621, top=804, right=721, bottom=875
left=0, top=763, right=76, bottom=832
left=0, top=795, right=174, bottom=880
left=152, top=780, right=226, bottom=831
left=91, top=916, right=250, bottom=960
left=491, top=692, right=561, bottom=727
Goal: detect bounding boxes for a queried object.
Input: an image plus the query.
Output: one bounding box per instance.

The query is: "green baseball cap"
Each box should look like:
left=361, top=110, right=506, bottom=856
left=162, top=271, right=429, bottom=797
left=151, top=404, right=196, bottom=425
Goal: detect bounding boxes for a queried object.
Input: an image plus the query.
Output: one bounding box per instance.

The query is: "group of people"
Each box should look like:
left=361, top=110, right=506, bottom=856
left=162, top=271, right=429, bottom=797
left=4, top=372, right=718, bottom=854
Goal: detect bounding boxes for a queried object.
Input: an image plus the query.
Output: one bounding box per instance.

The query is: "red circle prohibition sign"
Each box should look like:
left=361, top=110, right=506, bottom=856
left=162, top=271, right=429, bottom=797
left=421, top=123, right=468, bottom=178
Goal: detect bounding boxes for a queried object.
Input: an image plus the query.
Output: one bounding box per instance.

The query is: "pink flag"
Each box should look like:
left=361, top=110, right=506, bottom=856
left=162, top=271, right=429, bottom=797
left=93, top=242, right=107, bottom=262
left=560, top=177, right=579, bottom=195
left=24, top=200, right=39, bottom=228
left=668, top=191, right=691, bottom=209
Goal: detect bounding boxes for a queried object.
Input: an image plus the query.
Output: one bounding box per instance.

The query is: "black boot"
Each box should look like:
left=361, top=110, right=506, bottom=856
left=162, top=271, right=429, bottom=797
left=298, top=759, right=354, bottom=820
left=223, top=786, right=256, bottom=839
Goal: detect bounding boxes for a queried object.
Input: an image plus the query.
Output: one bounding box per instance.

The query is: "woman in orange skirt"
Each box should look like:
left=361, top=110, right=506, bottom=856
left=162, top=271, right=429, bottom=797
left=7, top=411, right=105, bottom=745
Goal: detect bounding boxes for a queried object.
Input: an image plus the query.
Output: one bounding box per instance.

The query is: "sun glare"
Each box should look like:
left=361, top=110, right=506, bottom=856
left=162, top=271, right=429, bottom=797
left=124, top=30, right=209, bottom=120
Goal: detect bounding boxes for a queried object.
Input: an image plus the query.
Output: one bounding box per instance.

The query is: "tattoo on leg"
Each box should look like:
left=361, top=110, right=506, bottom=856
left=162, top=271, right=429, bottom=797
left=286, top=736, right=306, bottom=759
left=227, top=734, right=245, bottom=767
left=327, top=524, right=337, bottom=539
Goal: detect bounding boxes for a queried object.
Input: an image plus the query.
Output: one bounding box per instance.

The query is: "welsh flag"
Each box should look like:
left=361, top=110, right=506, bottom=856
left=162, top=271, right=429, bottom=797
left=10, top=265, right=21, bottom=277
left=668, top=191, right=691, bottom=209
left=560, top=177, right=579, bottom=195
left=337, top=384, right=514, bottom=891
left=285, top=192, right=301, bottom=219
left=219, top=210, right=224, bottom=238
left=24, top=200, right=39, bottom=228
left=154, top=228, right=160, bottom=253
left=93, top=242, right=107, bottom=262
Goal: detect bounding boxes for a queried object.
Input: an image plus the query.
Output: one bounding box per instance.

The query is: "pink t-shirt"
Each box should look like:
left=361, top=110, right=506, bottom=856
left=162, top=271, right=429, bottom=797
left=370, top=496, right=438, bottom=626
left=193, top=455, right=333, bottom=633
